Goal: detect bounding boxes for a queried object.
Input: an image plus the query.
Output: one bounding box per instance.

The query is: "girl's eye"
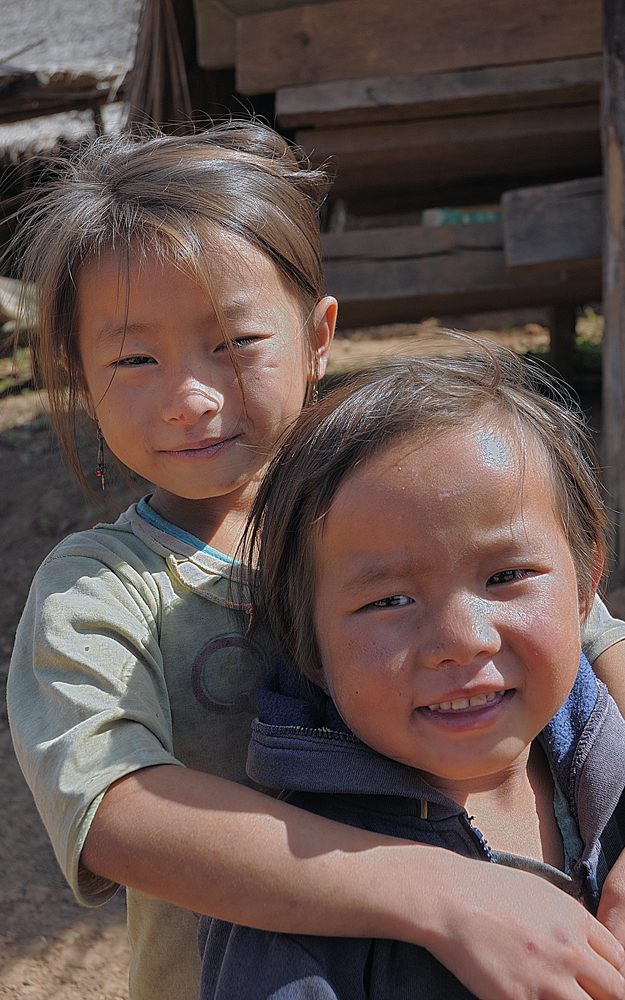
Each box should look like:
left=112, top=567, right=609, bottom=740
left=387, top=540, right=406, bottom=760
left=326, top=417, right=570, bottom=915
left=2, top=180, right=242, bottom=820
left=216, top=336, right=258, bottom=352
left=486, top=569, right=531, bottom=587
left=367, top=595, right=414, bottom=609
left=116, top=355, right=155, bottom=367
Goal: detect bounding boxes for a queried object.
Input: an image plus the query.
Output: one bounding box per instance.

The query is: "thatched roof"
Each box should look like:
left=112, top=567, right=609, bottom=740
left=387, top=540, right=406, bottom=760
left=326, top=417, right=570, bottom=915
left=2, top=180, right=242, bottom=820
left=1, top=0, right=142, bottom=78
left=0, top=0, right=141, bottom=127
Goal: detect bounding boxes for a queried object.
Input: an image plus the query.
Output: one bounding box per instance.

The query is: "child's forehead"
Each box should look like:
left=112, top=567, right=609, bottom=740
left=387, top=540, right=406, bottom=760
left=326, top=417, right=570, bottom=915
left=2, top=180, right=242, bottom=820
left=352, top=419, right=533, bottom=481
left=78, top=234, right=300, bottom=310
left=327, top=419, right=559, bottom=530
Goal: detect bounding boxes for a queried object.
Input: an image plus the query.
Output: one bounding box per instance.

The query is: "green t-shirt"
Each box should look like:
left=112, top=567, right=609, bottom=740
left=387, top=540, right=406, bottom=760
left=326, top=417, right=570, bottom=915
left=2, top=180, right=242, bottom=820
left=7, top=500, right=281, bottom=1000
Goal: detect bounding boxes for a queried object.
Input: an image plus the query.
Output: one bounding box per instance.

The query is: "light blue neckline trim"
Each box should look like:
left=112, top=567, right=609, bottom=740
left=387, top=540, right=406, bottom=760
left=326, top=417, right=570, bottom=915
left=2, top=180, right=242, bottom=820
left=136, top=496, right=235, bottom=564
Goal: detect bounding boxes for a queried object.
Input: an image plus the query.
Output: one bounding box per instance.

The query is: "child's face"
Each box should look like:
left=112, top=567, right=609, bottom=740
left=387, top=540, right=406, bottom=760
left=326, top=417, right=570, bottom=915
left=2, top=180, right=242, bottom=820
left=77, top=239, right=335, bottom=503
left=313, top=422, right=586, bottom=797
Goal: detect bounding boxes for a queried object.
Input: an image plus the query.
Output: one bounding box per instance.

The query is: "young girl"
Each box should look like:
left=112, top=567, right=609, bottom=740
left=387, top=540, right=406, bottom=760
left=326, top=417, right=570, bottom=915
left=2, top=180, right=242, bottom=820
left=199, top=347, right=625, bottom=999
left=6, top=125, right=625, bottom=1000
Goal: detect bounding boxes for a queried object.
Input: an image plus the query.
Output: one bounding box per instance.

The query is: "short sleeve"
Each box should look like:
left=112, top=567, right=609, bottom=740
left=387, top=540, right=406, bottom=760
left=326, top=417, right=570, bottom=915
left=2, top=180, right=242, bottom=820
left=7, top=534, right=184, bottom=906
left=581, top=594, right=625, bottom=664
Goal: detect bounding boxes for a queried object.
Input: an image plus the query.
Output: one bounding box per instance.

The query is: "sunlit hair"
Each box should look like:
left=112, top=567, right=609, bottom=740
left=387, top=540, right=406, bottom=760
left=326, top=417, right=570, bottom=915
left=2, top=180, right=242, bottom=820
left=243, top=338, right=607, bottom=684
left=13, top=121, right=332, bottom=489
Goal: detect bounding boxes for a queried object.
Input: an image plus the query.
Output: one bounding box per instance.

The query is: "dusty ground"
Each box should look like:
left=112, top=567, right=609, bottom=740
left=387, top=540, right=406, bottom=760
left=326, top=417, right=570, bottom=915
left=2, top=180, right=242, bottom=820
left=0, top=396, right=143, bottom=999
left=0, top=323, right=623, bottom=998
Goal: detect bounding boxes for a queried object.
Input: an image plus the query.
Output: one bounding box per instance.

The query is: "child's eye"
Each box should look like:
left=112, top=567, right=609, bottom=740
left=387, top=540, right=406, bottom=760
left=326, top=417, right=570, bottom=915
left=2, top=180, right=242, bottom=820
left=216, top=336, right=258, bottom=352
left=115, top=355, right=156, bottom=367
left=486, top=569, right=531, bottom=587
left=367, top=595, right=414, bottom=609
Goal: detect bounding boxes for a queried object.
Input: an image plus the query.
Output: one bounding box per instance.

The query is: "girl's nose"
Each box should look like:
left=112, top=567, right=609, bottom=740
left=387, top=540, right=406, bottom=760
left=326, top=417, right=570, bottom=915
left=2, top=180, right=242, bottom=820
left=162, top=378, right=224, bottom=425
left=421, top=594, right=501, bottom=670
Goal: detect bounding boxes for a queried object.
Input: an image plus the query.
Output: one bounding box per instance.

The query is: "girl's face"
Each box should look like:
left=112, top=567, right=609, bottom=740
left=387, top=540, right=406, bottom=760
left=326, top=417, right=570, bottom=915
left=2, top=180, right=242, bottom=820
left=313, top=423, right=591, bottom=800
left=77, top=238, right=336, bottom=507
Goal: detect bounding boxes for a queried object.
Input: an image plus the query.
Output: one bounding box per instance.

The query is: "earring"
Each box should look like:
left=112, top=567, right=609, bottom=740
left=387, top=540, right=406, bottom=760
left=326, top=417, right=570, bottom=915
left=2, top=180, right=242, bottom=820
left=311, top=383, right=319, bottom=405
left=96, top=426, right=106, bottom=490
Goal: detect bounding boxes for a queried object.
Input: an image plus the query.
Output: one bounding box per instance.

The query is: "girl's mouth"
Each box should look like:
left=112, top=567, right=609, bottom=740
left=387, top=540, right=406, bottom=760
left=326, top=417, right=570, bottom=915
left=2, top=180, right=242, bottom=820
left=163, top=435, right=238, bottom=458
left=425, top=690, right=507, bottom=714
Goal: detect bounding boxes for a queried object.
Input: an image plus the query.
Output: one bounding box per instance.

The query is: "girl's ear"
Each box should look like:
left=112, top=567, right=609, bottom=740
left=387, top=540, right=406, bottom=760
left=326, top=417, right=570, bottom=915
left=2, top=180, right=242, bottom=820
left=311, top=296, right=338, bottom=381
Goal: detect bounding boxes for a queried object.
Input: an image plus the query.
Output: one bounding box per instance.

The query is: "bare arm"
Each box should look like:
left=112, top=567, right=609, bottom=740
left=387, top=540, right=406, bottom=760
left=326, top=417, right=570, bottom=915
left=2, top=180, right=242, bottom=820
left=83, top=763, right=625, bottom=1000
left=599, top=849, right=625, bottom=953
left=594, top=641, right=625, bottom=716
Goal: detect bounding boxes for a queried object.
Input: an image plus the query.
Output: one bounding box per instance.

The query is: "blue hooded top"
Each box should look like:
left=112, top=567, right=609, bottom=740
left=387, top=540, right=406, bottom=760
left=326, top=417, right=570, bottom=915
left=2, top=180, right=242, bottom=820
left=198, top=655, right=625, bottom=1000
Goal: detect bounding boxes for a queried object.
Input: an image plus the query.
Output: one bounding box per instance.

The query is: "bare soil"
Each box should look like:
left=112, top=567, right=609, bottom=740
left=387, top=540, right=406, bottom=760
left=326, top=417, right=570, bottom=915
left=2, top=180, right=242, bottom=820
left=0, top=397, right=140, bottom=999
left=1, top=327, right=623, bottom=997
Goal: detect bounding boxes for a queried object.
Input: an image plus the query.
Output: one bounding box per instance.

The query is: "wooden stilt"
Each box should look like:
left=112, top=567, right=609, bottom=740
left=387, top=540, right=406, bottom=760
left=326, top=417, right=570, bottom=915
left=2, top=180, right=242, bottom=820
left=602, top=0, right=625, bottom=574
left=548, top=304, right=576, bottom=384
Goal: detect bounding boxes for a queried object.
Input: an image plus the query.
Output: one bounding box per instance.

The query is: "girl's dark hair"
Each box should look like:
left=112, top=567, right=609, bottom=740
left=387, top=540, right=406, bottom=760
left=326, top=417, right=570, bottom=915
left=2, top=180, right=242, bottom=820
left=243, top=339, right=607, bottom=685
left=13, top=121, right=332, bottom=490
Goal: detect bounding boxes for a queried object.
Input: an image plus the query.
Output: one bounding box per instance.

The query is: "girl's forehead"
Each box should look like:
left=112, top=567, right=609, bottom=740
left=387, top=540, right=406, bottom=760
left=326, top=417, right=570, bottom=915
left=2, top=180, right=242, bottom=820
left=352, top=421, right=527, bottom=481
left=330, top=420, right=559, bottom=523
left=78, top=236, right=303, bottom=315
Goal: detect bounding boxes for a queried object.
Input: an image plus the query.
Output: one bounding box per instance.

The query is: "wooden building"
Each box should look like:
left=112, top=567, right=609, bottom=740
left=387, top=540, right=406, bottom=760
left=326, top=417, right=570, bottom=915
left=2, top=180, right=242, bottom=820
left=186, top=0, right=624, bottom=574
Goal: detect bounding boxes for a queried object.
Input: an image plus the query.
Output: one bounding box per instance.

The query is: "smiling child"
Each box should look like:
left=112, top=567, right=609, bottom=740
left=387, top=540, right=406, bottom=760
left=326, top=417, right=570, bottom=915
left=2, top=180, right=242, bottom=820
left=198, top=345, right=625, bottom=999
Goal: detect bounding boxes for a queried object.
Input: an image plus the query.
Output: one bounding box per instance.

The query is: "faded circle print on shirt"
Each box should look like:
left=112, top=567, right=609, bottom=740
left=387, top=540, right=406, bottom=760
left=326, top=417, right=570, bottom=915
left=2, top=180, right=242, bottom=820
left=192, top=634, right=270, bottom=715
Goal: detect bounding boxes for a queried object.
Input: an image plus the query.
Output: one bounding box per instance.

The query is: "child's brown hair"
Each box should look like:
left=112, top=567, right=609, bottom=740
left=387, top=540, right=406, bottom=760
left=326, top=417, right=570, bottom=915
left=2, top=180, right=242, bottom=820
left=14, top=121, right=332, bottom=489
left=243, top=340, right=607, bottom=685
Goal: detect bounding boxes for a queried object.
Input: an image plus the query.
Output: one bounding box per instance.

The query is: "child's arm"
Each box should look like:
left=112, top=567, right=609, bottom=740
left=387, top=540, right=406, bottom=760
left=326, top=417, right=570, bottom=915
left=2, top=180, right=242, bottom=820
left=593, top=641, right=625, bottom=715
left=599, top=849, right=625, bottom=950
left=83, top=763, right=625, bottom=1000
left=583, top=595, right=625, bottom=712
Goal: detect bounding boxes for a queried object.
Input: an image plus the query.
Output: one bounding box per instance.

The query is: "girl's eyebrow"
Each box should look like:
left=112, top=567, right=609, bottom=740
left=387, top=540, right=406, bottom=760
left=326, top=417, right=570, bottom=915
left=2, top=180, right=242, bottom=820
left=340, top=557, right=416, bottom=594
left=96, top=322, right=154, bottom=345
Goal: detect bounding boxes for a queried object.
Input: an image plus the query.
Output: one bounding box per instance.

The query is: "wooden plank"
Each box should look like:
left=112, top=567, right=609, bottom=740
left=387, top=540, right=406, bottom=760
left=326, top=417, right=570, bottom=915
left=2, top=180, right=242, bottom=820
left=602, top=0, right=625, bottom=573
left=322, top=221, right=601, bottom=327
left=277, top=56, right=602, bottom=128
left=237, top=0, right=601, bottom=95
left=299, top=104, right=600, bottom=194
left=502, top=177, right=603, bottom=273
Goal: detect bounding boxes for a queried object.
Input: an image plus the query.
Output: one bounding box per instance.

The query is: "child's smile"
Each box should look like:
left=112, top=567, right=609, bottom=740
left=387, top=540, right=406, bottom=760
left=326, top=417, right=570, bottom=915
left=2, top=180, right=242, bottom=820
left=313, top=421, right=585, bottom=801
left=77, top=238, right=334, bottom=538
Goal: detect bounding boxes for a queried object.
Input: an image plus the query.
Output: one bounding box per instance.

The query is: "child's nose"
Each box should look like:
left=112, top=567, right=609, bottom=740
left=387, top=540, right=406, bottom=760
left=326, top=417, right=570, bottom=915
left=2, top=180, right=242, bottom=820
left=421, top=594, right=501, bottom=670
left=162, top=377, right=223, bottom=425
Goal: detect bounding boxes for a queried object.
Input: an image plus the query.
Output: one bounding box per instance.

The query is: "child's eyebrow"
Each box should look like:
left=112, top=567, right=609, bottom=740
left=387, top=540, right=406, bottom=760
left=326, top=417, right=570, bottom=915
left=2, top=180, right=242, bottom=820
left=96, top=322, right=153, bottom=344
left=340, top=557, right=416, bottom=594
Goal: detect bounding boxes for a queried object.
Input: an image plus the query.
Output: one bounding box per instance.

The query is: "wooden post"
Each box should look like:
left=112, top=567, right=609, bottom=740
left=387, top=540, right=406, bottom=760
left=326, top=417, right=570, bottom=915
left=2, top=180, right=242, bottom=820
left=602, top=0, right=625, bottom=575
left=547, top=304, right=576, bottom=385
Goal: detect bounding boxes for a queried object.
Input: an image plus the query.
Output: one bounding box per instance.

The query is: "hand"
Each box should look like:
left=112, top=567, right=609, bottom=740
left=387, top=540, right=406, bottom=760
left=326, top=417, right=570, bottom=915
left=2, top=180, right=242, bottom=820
left=428, top=860, right=625, bottom=1000
left=598, top=850, right=625, bottom=954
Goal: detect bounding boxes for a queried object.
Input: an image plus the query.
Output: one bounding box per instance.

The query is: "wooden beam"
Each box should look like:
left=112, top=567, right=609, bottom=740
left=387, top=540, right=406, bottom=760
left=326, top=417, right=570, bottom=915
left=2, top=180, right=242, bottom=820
left=602, top=0, right=625, bottom=573
left=322, top=221, right=601, bottom=327
left=237, top=0, right=601, bottom=95
left=277, top=56, right=602, bottom=129
left=502, top=177, right=603, bottom=273
left=298, top=104, right=600, bottom=195
left=547, top=304, right=576, bottom=383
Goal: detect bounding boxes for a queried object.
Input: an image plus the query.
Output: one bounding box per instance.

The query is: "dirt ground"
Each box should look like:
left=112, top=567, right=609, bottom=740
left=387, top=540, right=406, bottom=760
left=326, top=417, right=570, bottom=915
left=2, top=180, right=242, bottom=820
left=0, top=396, right=142, bottom=999
left=1, top=325, right=624, bottom=998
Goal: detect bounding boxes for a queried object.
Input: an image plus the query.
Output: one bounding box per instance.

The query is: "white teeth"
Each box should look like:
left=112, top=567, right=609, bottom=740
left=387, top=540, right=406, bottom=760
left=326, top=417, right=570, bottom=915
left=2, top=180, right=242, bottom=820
left=427, top=691, right=502, bottom=712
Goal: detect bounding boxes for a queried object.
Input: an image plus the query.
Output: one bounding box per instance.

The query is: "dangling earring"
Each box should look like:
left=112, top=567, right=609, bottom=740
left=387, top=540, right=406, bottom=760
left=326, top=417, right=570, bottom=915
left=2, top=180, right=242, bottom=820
left=311, top=382, right=319, bottom=405
left=96, top=425, right=106, bottom=490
